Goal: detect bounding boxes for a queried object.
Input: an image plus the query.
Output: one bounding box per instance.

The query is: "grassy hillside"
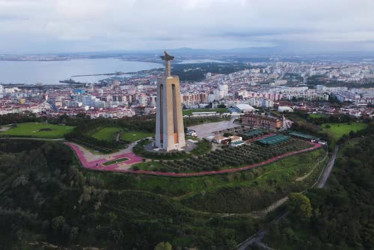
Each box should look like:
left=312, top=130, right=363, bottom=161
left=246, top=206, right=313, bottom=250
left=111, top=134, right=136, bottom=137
left=0, top=139, right=326, bottom=249
left=179, top=149, right=326, bottom=213
left=321, top=122, right=368, bottom=139
left=264, top=130, right=374, bottom=249
left=95, top=148, right=326, bottom=212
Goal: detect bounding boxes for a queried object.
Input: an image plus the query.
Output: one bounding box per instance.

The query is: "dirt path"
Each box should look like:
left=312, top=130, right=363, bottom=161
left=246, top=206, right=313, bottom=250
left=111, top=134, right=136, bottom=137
left=0, top=126, right=10, bottom=132
left=296, top=152, right=328, bottom=182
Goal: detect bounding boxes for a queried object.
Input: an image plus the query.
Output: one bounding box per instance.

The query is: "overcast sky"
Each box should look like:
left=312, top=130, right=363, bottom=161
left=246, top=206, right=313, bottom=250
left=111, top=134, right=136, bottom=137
left=1, top=0, right=374, bottom=53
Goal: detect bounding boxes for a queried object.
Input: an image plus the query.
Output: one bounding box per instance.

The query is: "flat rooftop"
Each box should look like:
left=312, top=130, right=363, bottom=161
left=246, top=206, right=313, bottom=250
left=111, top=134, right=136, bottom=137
left=289, top=131, right=318, bottom=140
left=256, top=134, right=291, bottom=145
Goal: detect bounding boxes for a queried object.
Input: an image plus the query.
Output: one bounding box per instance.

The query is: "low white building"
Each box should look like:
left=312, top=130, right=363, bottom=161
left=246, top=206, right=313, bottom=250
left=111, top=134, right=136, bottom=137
left=270, top=80, right=287, bottom=86
left=213, top=135, right=228, bottom=144
left=186, top=129, right=197, bottom=137
left=235, top=104, right=256, bottom=112
left=229, top=136, right=244, bottom=147
left=278, top=106, right=294, bottom=113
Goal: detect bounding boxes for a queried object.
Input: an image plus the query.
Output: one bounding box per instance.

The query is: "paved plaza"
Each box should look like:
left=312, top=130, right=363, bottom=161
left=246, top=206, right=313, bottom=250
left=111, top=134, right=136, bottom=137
left=65, top=142, right=143, bottom=170
left=188, top=117, right=241, bottom=138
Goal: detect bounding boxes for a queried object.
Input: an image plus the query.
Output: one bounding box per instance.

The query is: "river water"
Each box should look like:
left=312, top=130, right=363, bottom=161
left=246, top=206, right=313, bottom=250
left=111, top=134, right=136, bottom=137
left=0, top=58, right=162, bottom=85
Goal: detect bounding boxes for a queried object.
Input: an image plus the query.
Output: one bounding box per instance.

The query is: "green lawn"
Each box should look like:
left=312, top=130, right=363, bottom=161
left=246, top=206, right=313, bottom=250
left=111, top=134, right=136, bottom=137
left=103, top=158, right=128, bottom=166
left=121, top=131, right=153, bottom=142
left=321, top=122, right=368, bottom=139
left=309, top=113, right=327, bottom=119
left=183, top=108, right=228, bottom=116
left=0, top=122, right=74, bottom=138
left=90, top=127, right=153, bottom=143
left=91, top=127, right=121, bottom=141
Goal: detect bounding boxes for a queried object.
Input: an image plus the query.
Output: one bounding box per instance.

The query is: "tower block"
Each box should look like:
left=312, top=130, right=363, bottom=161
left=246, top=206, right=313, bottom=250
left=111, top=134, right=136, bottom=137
left=155, top=51, right=186, bottom=151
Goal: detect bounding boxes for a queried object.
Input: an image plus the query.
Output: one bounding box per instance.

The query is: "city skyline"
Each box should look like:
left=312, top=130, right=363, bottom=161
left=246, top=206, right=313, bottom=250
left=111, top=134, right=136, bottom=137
left=1, top=0, right=374, bottom=54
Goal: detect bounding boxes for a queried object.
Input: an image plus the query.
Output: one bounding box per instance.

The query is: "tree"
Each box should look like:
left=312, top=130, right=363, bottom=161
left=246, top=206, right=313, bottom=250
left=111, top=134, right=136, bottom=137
left=51, top=216, right=66, bottom=230
left=288, top=193, right=312, bottom=221
left=362, top=223, right=374, bottom=247
left=154, top=242, right=172, bottom=250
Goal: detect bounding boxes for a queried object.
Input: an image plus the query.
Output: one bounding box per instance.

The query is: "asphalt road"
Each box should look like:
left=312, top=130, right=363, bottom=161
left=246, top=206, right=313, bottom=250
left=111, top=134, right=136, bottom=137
left=317, top=146, right=339, bottom=188
left=237, top=212, right=288, bottom=250
left=237, top=230, right=267, bottom=250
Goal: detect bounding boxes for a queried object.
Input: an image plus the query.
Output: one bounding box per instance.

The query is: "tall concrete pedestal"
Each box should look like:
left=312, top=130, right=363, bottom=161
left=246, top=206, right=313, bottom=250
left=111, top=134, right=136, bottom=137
left=155, top=51, right=185, bottom=151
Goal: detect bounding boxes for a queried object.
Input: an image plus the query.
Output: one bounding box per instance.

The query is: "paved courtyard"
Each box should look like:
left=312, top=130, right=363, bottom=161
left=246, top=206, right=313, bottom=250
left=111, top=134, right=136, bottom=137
left=188, top=117, right=241, bottom=138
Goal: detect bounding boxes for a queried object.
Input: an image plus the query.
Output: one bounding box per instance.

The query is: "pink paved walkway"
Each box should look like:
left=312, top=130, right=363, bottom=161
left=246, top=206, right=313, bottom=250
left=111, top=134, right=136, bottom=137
left=65, top=142, right=143, bottom=171
left=65, top=141, right=322, bottom=178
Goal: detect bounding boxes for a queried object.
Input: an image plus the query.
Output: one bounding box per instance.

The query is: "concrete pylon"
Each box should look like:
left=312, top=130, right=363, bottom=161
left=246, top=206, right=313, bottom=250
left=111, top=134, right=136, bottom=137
left=155, top=51, right=186, bottom=151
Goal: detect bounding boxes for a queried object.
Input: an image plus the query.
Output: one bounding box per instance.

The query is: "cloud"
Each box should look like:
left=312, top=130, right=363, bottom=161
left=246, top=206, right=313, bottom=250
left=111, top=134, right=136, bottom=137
left=0, top=0, right=374, bottom=53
